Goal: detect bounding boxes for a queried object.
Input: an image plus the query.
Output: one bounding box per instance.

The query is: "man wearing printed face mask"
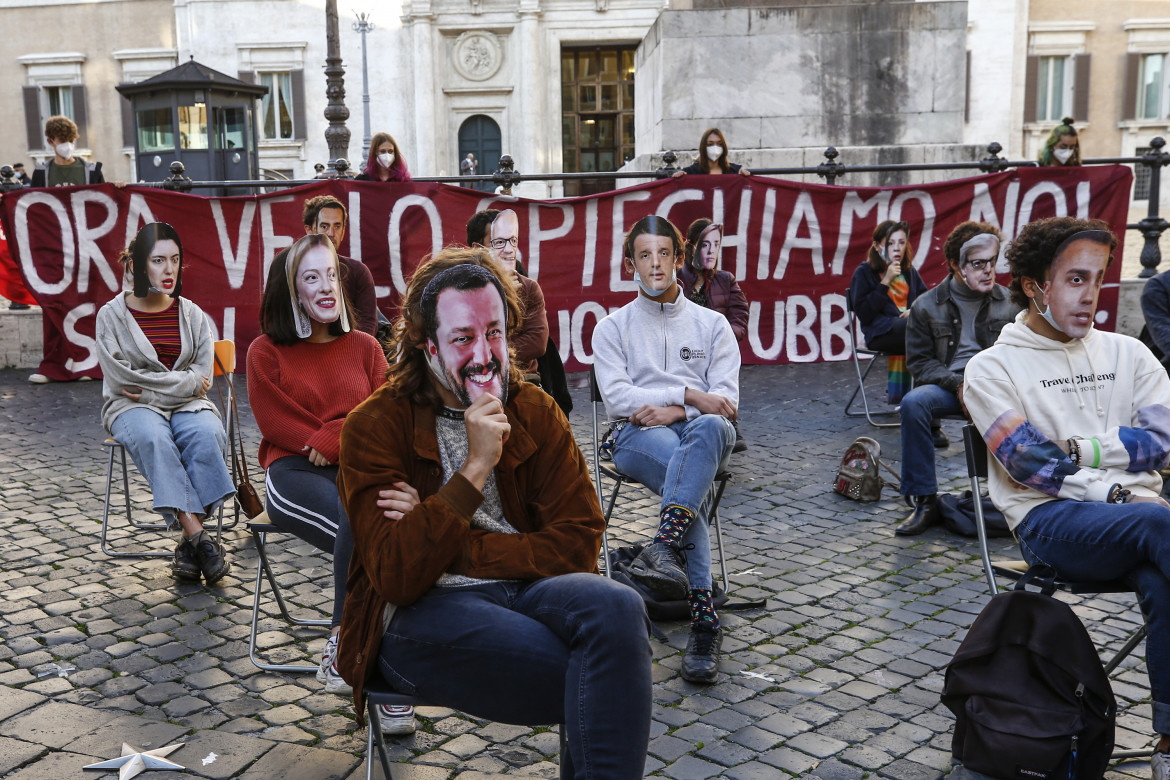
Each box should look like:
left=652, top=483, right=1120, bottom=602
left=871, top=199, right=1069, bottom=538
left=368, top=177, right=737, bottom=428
left=895, top=222, right=1020, bottom=536
left=964, top=218, right=1170, bottom=775
left=486, top=209, right=548, bottom=372
left=336, top=250, right=653, bottom=776
left=593, top=215, right=741, bottom=683
left=30, top=115, right=104, bottom=188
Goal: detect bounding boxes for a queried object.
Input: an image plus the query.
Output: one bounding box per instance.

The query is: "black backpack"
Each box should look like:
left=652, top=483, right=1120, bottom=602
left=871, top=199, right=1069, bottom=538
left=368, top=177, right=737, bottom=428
left=941, top=568, right=1116, bottom=780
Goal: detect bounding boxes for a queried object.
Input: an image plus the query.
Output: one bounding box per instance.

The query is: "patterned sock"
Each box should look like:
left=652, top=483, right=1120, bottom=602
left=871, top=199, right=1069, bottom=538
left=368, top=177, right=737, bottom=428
left=688, top=589, right=719, bottom=632
left=653, top=505, right=694, bottom=546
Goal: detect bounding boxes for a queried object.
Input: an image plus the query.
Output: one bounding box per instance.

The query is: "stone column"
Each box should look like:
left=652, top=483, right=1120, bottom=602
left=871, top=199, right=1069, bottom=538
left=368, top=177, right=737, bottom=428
left=405, top=0, right=436, bottom=175
left=515, top=0, right=543, bottom=182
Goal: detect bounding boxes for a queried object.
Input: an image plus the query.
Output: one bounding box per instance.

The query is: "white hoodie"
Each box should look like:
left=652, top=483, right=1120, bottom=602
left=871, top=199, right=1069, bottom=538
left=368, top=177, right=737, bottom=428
left=964, top=311, right=1170, bottom=530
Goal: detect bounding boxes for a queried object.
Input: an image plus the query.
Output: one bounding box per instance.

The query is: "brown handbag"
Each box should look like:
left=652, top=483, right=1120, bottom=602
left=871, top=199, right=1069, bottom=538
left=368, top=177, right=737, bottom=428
left=215, top=356, right=264, bottom=518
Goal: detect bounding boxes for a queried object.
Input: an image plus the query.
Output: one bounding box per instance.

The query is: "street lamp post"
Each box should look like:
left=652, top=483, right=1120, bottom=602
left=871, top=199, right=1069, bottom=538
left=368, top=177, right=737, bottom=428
left=324, top=0, right=351, bottom=175
left=353, top=11, right=375, bottom=165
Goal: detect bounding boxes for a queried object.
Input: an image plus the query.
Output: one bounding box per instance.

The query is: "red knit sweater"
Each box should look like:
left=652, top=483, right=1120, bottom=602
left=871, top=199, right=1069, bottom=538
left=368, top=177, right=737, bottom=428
left=247, top=331, right=389, bottom=469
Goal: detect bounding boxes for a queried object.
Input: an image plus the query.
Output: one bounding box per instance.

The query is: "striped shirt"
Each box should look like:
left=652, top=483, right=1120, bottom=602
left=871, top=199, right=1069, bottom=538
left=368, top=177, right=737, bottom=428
left=130, top=302, right=181, bottom=369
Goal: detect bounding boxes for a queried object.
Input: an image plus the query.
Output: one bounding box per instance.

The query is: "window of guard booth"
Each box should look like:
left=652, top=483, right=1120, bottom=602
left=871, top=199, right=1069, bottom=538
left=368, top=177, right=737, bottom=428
left=137, top=107, right=174, bottom=154
left=216, top=107, right=247, bottom=151
left=179, top=104, right=209, bottom=150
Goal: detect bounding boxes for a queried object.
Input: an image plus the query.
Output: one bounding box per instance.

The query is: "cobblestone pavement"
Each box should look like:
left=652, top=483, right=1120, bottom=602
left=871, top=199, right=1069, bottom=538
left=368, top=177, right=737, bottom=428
left=0, top=360, right=1159, bottom=779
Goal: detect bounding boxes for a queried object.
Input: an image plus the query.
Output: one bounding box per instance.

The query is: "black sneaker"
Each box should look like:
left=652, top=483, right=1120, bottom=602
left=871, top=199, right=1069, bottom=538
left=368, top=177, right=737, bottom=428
left=932, top=426, right=949, bottom=449
left=628, top=541, right=688, bottom=600
left=190, top=530, right=230, bottom=585
left=732, top=422, right=748, bottom=453
left=681, top=627, right=722, bottom=684
left=172, top=536, right=201, bottom=581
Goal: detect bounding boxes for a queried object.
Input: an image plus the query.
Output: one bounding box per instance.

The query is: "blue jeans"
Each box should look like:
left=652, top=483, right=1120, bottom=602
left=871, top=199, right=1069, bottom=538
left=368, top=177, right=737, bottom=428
left=610, top=414, right=735, bottom=591
left=1018, top=499, right=1170, bottom=735
left=110, top=407, right=234, bottom=527
left=899, top=383, right=962, bottom=496
left=378, top=573, right=652, bottom=779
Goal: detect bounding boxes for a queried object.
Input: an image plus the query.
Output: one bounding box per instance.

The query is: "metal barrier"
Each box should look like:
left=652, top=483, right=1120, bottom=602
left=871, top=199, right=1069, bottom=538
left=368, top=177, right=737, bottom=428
left=3, top=138, right=1168, bottom=275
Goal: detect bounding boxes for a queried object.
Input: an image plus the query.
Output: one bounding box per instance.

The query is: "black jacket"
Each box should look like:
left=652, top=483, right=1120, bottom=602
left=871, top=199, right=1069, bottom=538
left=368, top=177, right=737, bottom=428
left=906, top=276, right=1020, bottom=392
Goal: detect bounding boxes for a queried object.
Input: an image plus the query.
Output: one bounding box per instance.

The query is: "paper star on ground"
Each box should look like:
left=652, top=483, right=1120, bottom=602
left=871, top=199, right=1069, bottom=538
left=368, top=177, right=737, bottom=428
left=83, top=742, right=185, bottom=780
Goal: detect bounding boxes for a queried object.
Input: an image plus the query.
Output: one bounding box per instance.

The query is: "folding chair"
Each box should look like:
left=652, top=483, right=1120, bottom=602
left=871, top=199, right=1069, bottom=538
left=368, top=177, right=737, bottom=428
left=962, top=423, right=1154, bottom=762
left=588, top=367, right=731, bottom=593
left=364, top=676, right=567, bottom=779
left=247, top=513, right=331, bottom=673
left=844, top=287, right=900, bottom=428
left=99, top=340, right=238, bottom=557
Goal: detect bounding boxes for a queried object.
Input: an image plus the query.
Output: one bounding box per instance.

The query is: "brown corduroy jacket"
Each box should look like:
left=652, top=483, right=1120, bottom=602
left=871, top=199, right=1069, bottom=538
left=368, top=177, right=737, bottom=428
left=336, top=381, right=605, bottom=723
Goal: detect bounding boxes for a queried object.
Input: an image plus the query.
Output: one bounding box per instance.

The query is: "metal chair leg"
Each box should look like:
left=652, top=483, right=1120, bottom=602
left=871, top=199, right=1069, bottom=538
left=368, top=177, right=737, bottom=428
left=366, top=697, right=394, bottom=780
left=100, top=441, right=171, bottom=558
left=845, top=349, right=899, bottom=427
left=247, top=526, right=330, bottom=674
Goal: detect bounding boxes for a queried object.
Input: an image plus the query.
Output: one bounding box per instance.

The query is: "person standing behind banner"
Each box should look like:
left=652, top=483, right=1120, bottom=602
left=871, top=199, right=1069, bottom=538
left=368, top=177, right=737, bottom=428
left=356, top=132, right=412, bottom=183
left=30, top=115, right=104, bottom=188
left=95, top=222, right=234, bottom=584
left=1038, top=117, right=1082, bottom=167
left=672, top=128, right=751, bottom=178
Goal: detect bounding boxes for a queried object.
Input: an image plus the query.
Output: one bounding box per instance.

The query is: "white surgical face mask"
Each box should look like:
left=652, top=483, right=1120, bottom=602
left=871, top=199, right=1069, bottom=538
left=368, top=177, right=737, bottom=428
left=55, top=142, right=74, bottom=160
left=1053, top=148, right=1074, bottom=164
left=705, top=145, right=723, bottom=162
left=378, top=152, right=394, bottom=168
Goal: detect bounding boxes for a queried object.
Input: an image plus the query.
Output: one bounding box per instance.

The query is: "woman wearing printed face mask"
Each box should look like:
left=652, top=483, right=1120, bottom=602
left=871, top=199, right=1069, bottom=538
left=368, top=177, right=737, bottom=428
left=680, top=219, right=749, bottom=342
left=246, top=235, right=406, bottom=732
left=672, top=128, right=752, bottom=178
left=95, top=222, right=234, bottom=585
left=356, top=131, right=412, bottom=182
left=1038, top=117, right=1081, bottom=167
left=849, top=220, right=927, bottom=354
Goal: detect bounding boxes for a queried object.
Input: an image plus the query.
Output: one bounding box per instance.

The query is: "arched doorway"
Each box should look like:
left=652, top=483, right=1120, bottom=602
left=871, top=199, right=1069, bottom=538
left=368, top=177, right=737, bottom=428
left=458, top=115, right=502, bottom=192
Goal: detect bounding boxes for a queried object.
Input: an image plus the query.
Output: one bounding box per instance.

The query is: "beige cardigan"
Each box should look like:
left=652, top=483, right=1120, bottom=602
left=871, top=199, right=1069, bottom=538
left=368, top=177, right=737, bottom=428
left=95, top=293, right=219, bottom=433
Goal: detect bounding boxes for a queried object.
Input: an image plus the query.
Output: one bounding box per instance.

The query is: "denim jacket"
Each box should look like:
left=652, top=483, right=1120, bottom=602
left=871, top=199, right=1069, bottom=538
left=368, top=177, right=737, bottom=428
left=905, top=276, right=1020, bottom=393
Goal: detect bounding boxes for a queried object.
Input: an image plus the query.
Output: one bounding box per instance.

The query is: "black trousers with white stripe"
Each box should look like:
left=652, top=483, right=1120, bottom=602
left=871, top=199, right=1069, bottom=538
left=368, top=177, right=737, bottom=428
left=265, top=455, right=353, bottom=629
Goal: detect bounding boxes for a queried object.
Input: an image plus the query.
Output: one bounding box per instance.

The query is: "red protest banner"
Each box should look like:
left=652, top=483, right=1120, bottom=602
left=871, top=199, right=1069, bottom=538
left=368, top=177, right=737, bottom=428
left=0, top=165, right=1131, bottom=379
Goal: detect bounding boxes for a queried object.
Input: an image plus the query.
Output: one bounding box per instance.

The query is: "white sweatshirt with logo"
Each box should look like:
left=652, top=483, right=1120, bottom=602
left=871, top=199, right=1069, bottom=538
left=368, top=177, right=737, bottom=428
left=592, top=289, right=740, bottom=421
left=964, top=312, right=1170, bottom=529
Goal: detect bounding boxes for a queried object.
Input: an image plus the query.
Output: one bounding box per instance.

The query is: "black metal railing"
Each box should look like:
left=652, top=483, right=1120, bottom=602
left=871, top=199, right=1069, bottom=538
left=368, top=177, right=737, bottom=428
left=3, top=138, right=1168, bottom=275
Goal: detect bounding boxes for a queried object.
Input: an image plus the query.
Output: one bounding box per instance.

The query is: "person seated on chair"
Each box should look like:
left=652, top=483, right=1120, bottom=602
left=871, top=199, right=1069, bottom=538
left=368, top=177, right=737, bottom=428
left=95, top=222, right=233, bottom=584
left=681, top=218, right=750, bottom=453
left=896, top=221, right=1019, bottom=536
left=301, top=194, right=380, bottom=337
left=486, top=208, right=548, bottom=374
left=592, top=215, right=740, bottom=684
left=336, top=248, right=652, bottom=776
left=964, top=216, right=1170, bottom=775
left=245, top=236, right=401, bottom=729
left=850, top=220, right=927, bottom=354
left=1140, top=263, right=1170, bottom=374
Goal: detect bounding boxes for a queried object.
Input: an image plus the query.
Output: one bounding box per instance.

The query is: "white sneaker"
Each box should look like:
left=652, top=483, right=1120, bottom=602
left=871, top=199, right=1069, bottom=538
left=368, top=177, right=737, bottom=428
left=317, top=635, right=352, bottom=696
left=377, top=705, right=416, bottom=736
left=28, top=373, right=49, bottom=384
left=1152, top=751, right=1170, bottom=780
